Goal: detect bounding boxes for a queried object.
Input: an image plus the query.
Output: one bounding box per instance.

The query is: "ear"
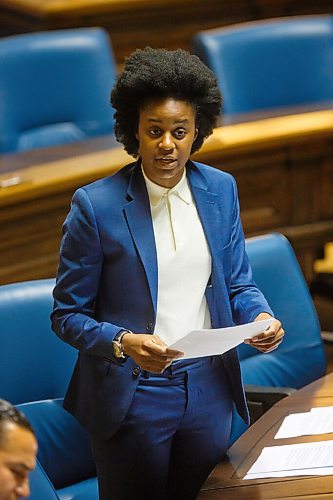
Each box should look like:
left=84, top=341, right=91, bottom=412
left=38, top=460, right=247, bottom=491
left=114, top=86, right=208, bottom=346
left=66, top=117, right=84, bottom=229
left=194, top=127, right=198, bottom=142
left=135, top=131, right=139, bottom=141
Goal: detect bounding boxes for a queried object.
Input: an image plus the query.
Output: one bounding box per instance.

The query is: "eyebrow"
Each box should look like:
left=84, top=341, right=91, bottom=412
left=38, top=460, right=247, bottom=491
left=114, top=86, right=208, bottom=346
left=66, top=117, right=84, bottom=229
left=147, top=118, right=190, bottom=124
left=7, top=461, right=33, bottom=471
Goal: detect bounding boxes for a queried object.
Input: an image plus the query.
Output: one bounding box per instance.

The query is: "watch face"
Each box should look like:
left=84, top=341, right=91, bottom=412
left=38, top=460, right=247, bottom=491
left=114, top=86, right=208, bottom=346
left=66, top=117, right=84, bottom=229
left=113, top=341, right=123, bottom=358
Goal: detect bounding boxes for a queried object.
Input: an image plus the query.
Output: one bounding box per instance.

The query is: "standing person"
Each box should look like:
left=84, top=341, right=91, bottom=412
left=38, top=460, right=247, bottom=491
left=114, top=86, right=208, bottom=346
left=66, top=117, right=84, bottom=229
left=0, top=399, right=37, bottom=500
left=51, top=47, right=284, bottom=500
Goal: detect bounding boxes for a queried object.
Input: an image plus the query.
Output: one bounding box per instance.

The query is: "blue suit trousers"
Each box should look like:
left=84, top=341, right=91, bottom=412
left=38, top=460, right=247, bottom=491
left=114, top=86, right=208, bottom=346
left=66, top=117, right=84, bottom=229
left=91, top=356, right=233, bottom=500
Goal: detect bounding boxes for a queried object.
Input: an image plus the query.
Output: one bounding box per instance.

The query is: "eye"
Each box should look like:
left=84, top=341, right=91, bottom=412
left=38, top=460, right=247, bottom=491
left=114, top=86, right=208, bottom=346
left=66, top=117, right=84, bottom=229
left=173, top=128, right=186, bottom=139
left=148, top=127, right=162, bottom=137
left=10, top=468, right=26, bottom=481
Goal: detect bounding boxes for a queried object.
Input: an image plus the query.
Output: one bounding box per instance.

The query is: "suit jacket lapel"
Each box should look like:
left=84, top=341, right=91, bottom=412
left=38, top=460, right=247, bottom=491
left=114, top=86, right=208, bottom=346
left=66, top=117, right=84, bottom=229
left=187, top=162, right=224, bottom=261
left=188, top=161, right=233, bottom=327
left=123, top=161, right=225, bottom=318
left=123, top=163, right=158, bottom=316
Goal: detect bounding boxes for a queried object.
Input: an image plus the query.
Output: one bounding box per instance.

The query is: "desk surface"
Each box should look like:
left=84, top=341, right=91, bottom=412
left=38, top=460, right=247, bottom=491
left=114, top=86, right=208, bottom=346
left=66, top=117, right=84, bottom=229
left=0, top=0, right=205, bottom=15
left=198, top=372, right=333, bottom=499
left=1, top=108, right=333, bottom=204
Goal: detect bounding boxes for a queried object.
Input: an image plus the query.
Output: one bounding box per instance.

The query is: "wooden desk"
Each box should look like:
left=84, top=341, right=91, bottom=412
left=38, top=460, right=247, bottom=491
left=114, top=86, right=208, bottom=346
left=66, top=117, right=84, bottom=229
left=1, top=109, right=333, bottom=285
left=198, top=372, right=333, bottom=499
left=0, top=0, right=331, bottom=65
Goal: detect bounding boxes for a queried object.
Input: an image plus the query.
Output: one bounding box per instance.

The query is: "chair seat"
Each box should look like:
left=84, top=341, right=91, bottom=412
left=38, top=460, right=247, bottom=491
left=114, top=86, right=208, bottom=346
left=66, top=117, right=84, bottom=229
left=58, top=477, right=98, bottom=500
left=18, top=122, right=87, bottom=152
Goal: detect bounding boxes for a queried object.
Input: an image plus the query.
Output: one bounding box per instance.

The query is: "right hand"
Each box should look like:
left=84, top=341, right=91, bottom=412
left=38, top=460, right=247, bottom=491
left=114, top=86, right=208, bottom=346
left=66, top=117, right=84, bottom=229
left=122, top=333, right=183, bottom=373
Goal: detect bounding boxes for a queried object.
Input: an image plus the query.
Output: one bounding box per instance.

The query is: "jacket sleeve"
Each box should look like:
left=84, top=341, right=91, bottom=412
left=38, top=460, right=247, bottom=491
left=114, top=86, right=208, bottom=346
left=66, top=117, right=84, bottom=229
left=51, top=187, right=124, bottom=362
left=228, top=177, right=273, bottom=324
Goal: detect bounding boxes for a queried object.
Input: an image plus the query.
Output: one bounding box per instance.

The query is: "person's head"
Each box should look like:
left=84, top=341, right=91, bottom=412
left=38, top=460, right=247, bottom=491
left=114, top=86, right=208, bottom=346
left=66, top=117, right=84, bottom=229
left=111, top=47, right=222, bottom=187
left=0, top=400, right=37, bottom=500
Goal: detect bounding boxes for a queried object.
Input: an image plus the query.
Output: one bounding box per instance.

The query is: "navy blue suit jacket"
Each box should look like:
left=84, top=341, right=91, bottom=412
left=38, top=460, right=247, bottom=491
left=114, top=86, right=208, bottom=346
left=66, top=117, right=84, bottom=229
left=51, top=160, right=272, bottom=439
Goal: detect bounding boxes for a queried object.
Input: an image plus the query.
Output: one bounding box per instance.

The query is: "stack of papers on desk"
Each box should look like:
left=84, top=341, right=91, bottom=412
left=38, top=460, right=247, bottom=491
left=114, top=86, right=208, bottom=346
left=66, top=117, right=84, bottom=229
left=274, top=406, right=333, bottom=439
left=244, top=406, right=333, bottom=479
left=244, top=440, right=333, bottom=479
left=244, top=441, right=333, bottom=479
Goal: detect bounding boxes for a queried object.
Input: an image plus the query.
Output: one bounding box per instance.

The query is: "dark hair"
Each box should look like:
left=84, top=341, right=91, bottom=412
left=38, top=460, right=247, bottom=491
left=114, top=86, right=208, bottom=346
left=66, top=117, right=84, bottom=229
left=0, top=399, right=35, bottom=447
left=111, top=47, right=222, bottom=156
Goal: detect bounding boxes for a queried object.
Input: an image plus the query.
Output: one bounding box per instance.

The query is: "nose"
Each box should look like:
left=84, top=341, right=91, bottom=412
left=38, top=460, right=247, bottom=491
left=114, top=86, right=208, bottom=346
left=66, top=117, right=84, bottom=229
left=158, top=132, right=175, bottom=150
left=15, top=479, right=30, bottom=498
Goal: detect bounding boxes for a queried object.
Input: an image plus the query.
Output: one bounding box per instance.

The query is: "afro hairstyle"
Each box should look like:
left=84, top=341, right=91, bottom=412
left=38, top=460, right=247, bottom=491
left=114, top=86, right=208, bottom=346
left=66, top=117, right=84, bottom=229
left=111, top=47, right=222, bottom=157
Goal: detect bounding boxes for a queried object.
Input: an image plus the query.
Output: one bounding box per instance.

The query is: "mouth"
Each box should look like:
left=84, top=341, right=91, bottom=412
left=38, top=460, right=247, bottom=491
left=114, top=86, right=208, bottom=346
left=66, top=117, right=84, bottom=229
left=155, top=157, right=177, bottom=167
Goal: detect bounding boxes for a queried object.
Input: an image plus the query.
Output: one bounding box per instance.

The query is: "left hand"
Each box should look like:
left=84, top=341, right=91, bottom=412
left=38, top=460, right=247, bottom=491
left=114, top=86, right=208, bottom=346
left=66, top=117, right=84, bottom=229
left=244, top=312, right=285, bottom=353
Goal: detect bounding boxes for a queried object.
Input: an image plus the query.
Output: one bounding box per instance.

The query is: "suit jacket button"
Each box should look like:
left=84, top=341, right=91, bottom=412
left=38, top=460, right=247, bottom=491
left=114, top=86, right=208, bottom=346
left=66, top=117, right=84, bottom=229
left=132, top=367, right=140, bottom=377
left=146, top=322, right=153, bottom=333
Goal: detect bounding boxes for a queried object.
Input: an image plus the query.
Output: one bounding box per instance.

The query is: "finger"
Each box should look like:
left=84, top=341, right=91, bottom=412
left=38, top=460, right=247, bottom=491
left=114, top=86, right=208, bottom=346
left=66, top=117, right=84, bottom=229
left=244, top=333, right=275, bottom=344
left=141, top=350, right=180, bottom=367
left=251, top=334, right=284, bottom=350
left=150, top=335, right=168, bottom=347
left=268, top=319, right=281, bottom=329
left=257, top=339, right=283, bottom=353
left=145, top=342, right=184, bottom=360
left=145, top=340, right=168, bottom=356
left=252, top=326, right=284, bottom=342
left=251, top=338, right=283, bottom=350
left=151, top=336, right=183, bottom=357
left=249, top=333, right=284, bottom=347
left=138, top=349, right=183, bottom=371
left=265, top=321, right=282, bottom=336
left=246, top=328, right=284, bottom=347
left=165, top=347, right=184, bottom=357
left=251, top=335, right=277, bottom=345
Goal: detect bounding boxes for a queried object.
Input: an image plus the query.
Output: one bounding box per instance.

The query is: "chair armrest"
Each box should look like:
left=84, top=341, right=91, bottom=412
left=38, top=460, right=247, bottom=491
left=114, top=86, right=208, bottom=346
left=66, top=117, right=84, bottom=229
left=244, top=384, right=296, bottom=423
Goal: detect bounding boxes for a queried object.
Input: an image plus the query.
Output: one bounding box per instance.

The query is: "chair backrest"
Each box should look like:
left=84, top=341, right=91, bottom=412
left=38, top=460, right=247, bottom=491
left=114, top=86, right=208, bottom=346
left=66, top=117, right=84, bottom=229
left=241, top=233, right=326, bottom=388
left=228, top=232, right=327, bottom=446
left=28, top=460, right=60, bottom=500
left=17, top=399, right=96, bottom=493
left=0, top=279, right=77, bottom=404
left=0, top=27, right=116, bottom=153
left=192, top=15, right=333, bottom=118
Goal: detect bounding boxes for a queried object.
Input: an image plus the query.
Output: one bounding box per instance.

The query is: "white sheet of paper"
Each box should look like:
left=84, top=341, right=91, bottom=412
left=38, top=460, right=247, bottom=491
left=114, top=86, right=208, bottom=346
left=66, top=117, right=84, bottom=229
left=311, top=406, right=333, bottom=415
left=168, top=318, right=274, bottom=359
left=244, top=440, right=333, bottom=479
left=275, top=406, right=333, bottom=439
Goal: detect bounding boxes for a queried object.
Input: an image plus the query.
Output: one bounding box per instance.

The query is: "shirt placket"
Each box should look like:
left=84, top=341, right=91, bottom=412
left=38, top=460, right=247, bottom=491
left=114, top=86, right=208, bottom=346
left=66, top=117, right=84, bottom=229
left=164, top=191, right=177, bottom=252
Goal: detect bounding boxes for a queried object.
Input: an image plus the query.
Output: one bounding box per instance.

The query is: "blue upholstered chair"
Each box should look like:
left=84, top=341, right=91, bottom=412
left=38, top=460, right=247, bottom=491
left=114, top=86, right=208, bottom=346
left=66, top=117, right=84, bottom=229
left=17, top=399, right=98, bottom=500
left=0, top=278, right=97, bottom=499
left=0, top=278, right=77, bottom=405
left=28, top=461, right=60, bottom=500
left=0, top=27, right=116, bottom=153
left=229, top=233, right=327, bottom=444
left=192, top=15, right=333, bottom=120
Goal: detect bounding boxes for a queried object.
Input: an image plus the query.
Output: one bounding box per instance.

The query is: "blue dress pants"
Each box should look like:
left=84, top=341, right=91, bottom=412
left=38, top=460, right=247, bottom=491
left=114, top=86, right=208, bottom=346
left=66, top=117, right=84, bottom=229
left=91, top=356, right=233, bottom=500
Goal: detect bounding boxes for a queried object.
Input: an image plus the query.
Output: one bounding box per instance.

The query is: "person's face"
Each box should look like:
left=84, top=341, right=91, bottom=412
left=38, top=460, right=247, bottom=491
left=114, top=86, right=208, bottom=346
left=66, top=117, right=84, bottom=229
left=0, top=423, right=37, bottom=500
left=136, top=98, right=198, bottom=188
